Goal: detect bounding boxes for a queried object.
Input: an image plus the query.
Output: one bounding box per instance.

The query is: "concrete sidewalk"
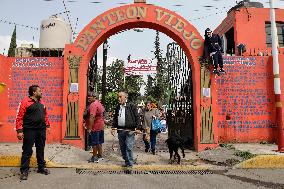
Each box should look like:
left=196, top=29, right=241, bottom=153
left=0, top=128, right=283, bottom=170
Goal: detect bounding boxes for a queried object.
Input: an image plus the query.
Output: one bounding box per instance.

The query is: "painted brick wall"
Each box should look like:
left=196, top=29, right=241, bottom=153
left=0, top=57, right=64, bottom=143
left=215, top=56, right=276, bottom=142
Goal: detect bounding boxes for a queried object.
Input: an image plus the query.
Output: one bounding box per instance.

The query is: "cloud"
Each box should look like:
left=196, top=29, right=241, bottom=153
left=0, top=35, right=39, bottom=55
left=97, top=55, right=121, bottom=67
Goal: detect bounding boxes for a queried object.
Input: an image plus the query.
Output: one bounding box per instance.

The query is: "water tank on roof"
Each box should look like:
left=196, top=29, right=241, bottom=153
left=39, top=16, right=72, bottom=48
left=228, top=0, right=264, bottom=14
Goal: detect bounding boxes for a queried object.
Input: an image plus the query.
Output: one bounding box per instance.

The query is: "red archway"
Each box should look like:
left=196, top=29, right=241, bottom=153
left=62, top=2, right=217, bottom=151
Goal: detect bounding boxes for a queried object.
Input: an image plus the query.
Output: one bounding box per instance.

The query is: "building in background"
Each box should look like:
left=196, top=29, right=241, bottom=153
left=214, top=1, right=284, bottom=56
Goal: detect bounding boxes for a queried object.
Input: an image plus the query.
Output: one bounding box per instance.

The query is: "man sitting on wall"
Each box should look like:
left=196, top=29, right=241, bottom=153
left=203, top=28, right=226, bottom=75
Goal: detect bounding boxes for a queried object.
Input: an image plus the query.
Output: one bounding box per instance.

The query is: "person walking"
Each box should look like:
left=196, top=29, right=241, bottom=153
left=86, top=92, right=105, bottom=163
left=111, top=91, right=139, bottom=168
left=143, top=102, right=160, bottom=155
left=16, top=85, right=51, bottom=180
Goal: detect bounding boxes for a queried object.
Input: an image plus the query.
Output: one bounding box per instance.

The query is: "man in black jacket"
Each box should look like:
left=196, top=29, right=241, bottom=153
left=16, top=85, right=51, bottom=180
left=111, top=91, right=139, bottom=168
left=203, top=28, right=225, bottom=75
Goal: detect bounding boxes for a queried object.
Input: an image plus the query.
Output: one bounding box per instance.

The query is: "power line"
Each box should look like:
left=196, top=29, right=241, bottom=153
left=0, top=19, right=39, bottom=30
left=188, top=5, right=233, bottom=22
left=61, top=0, right=74, bottom=36
left=52, top=10, right=70, bottom=17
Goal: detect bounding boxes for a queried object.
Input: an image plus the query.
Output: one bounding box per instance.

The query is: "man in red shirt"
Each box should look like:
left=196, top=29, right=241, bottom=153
left=86, top=92, right=105, bottom=163
left=16, top=85, right=51, bottom=180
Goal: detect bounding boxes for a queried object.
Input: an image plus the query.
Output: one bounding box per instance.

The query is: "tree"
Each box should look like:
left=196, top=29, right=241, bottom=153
left=105, top=92, right=118, bottom=112
left=125, top=75, right=144, bottom=102
left=145, top=75, right=154, bottom=97
left=8, top=26, right=17, bottom=57
left=105, top=59, right=143, bottom=103
left=145, top=31, right=168, bottom=104
left=106, top=59, right=124, bottom=92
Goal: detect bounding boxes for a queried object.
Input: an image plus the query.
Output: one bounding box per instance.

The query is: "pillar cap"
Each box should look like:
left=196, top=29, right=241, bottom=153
left=134, top=0, right=146, bottom=3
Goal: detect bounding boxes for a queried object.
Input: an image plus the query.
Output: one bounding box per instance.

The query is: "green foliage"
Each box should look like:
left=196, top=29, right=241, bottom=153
left=105, top=92, right=118, bottom=112
left=234, top=150, right=256, bottom=160
left=8, top=26, right=17, bottom=57
left=106, top=59, right=124, bottom=92
left=125, top=75, right=144, bottom=102
left=145, top=95, right=157, bottom=104
left=219, top=143, right=235, bottom=150
left=104, top=59, right=143, bottom=107
left=145, top=31, right=169, bottom=104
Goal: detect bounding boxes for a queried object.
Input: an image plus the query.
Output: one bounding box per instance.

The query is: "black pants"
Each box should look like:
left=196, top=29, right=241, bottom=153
left=212, top=51, right=223, bottom=69
left=20, top=129, right=46, bottom=173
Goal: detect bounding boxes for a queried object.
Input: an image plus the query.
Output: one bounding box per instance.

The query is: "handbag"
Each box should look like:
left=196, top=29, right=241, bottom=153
left=151, top=118, right=162, bottom=131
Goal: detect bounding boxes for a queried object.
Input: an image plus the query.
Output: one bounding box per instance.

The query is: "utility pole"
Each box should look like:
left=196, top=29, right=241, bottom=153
left=102, top=40, right=108, bottom=105
left=94, top=50, right=98, bottom=92
left=270, top=0, right=284, bottom=152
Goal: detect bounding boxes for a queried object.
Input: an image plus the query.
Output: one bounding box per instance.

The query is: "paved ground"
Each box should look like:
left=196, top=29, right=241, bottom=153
left=0, top=128, right=283, bottom=170
left=0, top=128, right=205, bottom=167
left=0, top=168, right=283, bottom=189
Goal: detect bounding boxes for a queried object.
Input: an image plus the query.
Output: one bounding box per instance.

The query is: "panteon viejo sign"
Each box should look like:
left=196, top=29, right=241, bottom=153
left=75, top=5, right=202, bottom=51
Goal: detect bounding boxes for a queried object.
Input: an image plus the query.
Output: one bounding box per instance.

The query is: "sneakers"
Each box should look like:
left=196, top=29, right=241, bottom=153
left=122, top=164, right=133, bottom=168
left=219, top=68, right=226, bottom=74
left=20, top=172, right=28, bottom=180
left=37, top=168, right=50, bottom=175
left=88, top=156, right=99, bottom=163
left=213, top=69, right=220, bottom=76
left=145, top=147, right=149, bottom=153
left=151, top=149, right=156, bottom=155
left=88, top=155, right=103, bottom=163
left=97, top=155, right=104, bottom=161
left=20, top=169, right=50, bottom=180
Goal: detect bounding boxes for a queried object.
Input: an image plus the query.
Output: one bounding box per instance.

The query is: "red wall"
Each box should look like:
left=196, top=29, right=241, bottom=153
left=215, top=7, right=284, bottom=55
left=0, top=55, right=13, bottom=141
left=215, top=56, right=276, bottom=142
left=0, top=55, right=280, bottom=145
left=235, top=8, right=284, bottom=53
left=0, top=57, right=64, bottom=143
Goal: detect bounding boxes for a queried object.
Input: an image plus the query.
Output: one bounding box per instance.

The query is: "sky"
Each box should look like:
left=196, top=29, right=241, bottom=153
left=0, top=0, right=284, bottom=64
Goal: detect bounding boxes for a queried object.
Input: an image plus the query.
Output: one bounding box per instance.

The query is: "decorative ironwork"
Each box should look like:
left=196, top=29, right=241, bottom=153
left=200, top=59, right=214, bottom=143
left=65, top=55, right=82, bottom=139
left=68, top=55, right=81, bottom=69
left=166, top=42, right=194, bottom=149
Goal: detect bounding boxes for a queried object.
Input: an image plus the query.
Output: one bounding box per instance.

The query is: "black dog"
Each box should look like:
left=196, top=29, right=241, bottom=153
left=165, top=133, right=185, bottom=164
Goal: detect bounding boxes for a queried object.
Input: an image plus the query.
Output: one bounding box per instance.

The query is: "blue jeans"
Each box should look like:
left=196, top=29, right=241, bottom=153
left=150, top=130, right=157, bottom=151
left=117, top=130, right=135, bottom=166
left=143, top=130, right=157, bottom=151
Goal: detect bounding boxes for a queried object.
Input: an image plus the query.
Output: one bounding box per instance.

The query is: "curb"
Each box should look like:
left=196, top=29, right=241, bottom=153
left=236, top=155, right=284, bottom=169
left=0, top=155, right=56, bottom=168
left=0, top=155, right=212, bottom=171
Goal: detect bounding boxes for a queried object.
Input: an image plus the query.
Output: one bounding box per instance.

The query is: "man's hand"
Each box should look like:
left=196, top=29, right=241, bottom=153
left=47, top=127, right=51, bottom=134
left=83, top=122, right=87, bottom=130
left=134, top=129, right=142, bottom=134
left=111, top=129, right=116, bottom=136
left=87, top=128, right=92, bottom=133
left=17, top=132, right=24, bottom=140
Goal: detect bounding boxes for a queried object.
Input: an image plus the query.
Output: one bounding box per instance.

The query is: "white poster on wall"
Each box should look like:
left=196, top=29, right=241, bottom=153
left=202, top=88, right=210, bottom=97
left=70, top=83, right=78, bottom=93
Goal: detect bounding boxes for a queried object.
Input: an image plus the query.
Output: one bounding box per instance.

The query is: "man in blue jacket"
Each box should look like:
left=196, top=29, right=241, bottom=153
left=111, top=91, right=139, bottom=168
